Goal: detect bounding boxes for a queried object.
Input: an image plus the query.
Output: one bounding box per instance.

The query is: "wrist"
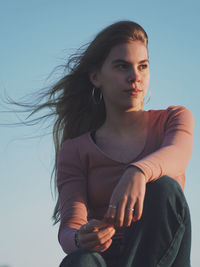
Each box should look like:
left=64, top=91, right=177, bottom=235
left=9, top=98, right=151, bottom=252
left=126, top=166, right=146, bottom=181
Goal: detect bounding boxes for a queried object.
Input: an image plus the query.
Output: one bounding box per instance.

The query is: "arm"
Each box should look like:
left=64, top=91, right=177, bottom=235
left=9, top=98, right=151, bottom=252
left=105, top=106, right=194, bottom=226
left=57, top=139, right=116, bottom=254
left=130, top=106, right=194, bottom=189
left=57, top=139, right=88, bottom=254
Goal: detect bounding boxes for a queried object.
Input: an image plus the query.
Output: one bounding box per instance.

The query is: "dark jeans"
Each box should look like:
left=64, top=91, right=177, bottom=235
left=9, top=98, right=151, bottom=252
left=59, top=176, right=191, bottom=267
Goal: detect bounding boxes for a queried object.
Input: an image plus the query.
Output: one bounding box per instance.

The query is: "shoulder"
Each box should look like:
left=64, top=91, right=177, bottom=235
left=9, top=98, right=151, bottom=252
left=60, top=132, right=90, bottom=152
left=155, top=105, right=194, bottom=134
left=58, top=132, right=92, bottom=167
left=166, top=105, right=193, bottom=117
left=149, top=105, right=194, bottom=134
left=150, top=105, right=192, bottom=116
left=164, top=105, right=194, bottom=128
left=57, top=133, right=91, bottom=176
left=150, top=105, right=193, bottom=122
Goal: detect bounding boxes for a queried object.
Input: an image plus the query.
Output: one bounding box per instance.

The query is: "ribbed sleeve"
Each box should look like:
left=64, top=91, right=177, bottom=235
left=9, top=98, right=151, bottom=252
left=57, top=139, right=88, bottom=254
left=130, top=106, right=194, bottom=189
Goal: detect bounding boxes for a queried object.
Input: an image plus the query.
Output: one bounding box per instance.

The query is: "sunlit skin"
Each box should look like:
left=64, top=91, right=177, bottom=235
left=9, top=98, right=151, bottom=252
left=78, top=41, right=150, bottom=252
left=90, top=41, right=150, bottom=137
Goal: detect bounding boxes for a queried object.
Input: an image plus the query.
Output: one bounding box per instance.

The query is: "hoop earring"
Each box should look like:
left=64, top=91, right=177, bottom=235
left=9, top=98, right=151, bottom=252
left=144, top=89, right=151, bottom=105
left=92, top=87, right=103, bottom=104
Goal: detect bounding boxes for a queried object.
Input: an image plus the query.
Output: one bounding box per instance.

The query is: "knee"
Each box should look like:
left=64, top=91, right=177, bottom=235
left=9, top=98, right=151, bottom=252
left=147, top=176, right=184, bottom=201
left=59, top=249, right=106, bottom=267
left=145, top=176, right=189, bottom=221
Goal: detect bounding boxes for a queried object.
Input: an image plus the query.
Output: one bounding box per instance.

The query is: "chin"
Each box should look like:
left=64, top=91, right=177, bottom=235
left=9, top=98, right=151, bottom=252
left=125, top=101, right=142, bottom=111
left=122, top=104, right=143, bottom=112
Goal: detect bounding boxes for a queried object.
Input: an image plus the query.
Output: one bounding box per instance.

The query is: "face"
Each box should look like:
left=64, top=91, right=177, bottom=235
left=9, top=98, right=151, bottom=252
left=90, top=41, right=150, bottom=112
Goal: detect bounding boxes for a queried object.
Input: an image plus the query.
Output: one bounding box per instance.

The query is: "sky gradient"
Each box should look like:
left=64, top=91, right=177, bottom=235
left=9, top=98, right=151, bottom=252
left=0, top=0, right=200, bottom=266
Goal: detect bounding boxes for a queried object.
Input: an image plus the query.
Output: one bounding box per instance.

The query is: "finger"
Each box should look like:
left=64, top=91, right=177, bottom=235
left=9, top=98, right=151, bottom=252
left=105, top=203, right=118, bottom=223
left=91, top=238, right=113, bottom=253
left=115, top=196, right=127, bottom=227
left=124, top=203, right=135, bottom=227
left=102, top=217, right=115, bottom=227
left=132, top=196, right=144, bottom=222
left=81, top=228, right=115, bottom=250
left=81, top=225, right=115, bottom=244
left=80, top=220, right=109, bottom=233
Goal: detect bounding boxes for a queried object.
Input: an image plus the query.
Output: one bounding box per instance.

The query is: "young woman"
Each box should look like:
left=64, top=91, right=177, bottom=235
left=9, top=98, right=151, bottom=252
left=50, top=21, right=194, bottom=267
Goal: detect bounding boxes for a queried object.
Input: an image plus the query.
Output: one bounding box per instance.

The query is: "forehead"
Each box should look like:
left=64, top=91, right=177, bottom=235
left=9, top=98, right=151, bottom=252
left=105, top=41, right=148, bottom=63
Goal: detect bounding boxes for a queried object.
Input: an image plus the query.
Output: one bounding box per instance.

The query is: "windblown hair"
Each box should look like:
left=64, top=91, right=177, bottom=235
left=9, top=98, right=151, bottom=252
left=27, top=20, right=148, bottom=224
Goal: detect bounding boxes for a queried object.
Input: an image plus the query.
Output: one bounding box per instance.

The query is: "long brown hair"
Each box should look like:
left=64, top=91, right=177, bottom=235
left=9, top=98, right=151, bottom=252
left=23, top=20, right=148, bottom=224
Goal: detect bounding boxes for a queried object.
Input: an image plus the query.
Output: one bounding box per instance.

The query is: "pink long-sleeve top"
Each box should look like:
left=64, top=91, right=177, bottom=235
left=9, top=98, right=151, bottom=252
left=57, top=105, right=194, bottom=254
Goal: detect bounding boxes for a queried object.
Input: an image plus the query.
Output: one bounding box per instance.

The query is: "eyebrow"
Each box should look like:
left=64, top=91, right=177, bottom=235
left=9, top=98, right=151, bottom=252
left=111, top=59, right=149, bottom=65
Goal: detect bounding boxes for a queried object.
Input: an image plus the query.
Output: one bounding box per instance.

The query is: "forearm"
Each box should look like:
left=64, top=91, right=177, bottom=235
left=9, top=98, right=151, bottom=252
left=130, top=144, right=192, bottom=183
left=58, top=226, right=78, bottom=254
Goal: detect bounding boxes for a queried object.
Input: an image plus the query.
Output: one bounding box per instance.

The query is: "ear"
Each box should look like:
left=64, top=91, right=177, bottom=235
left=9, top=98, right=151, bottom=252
left=89, top=70, right=102, bottom=88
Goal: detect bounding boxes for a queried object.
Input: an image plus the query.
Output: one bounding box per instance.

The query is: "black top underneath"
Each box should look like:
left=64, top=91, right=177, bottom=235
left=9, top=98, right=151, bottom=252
left=91, top=131, right=96, bottom=144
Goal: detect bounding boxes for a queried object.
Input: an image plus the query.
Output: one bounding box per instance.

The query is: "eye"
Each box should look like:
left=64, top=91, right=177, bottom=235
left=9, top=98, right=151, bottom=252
left=139, top=64, right=148, bottom=70
left=116, top=64, right=129, bottom=71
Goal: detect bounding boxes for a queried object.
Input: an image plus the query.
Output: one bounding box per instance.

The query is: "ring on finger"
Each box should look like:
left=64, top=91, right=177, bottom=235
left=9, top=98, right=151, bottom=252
left=109, top=204, right=117, bottom=209
left=127, top=207, right=134, bottom=212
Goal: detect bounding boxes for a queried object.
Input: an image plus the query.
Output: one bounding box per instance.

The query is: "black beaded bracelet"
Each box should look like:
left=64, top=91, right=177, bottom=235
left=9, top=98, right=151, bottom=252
left=74, top=230, right=81, bottom=248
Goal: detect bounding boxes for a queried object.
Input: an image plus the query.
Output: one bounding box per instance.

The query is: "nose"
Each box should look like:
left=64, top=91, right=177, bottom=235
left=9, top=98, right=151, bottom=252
left=128, top=68, right=140, bottom=83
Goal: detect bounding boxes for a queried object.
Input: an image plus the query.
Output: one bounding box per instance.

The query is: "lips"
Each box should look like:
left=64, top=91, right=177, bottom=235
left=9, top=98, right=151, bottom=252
left=124, top=88, right=142, bottom=92
left=124, top=88, right=143, bottom=95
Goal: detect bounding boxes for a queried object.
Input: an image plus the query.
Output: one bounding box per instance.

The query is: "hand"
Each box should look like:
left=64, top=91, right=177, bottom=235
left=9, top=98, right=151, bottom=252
left=77, top=219, right=115, bottom=252
left=105, top=167, right=146, bottom=227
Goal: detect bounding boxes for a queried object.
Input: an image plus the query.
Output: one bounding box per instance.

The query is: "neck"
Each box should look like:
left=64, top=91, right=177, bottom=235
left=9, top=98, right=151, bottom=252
left=102, top=108, right=148, bottom=136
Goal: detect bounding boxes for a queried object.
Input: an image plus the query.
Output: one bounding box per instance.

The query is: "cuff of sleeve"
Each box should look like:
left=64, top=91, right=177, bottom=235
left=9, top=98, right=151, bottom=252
left=58, top=227, right=77, bottom=254
left=127, top=162, right=152, bottom=183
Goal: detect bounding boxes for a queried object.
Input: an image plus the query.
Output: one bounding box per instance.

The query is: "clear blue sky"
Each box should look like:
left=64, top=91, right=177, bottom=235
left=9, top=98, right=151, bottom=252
left=0, top=0, right=199, bottom=266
